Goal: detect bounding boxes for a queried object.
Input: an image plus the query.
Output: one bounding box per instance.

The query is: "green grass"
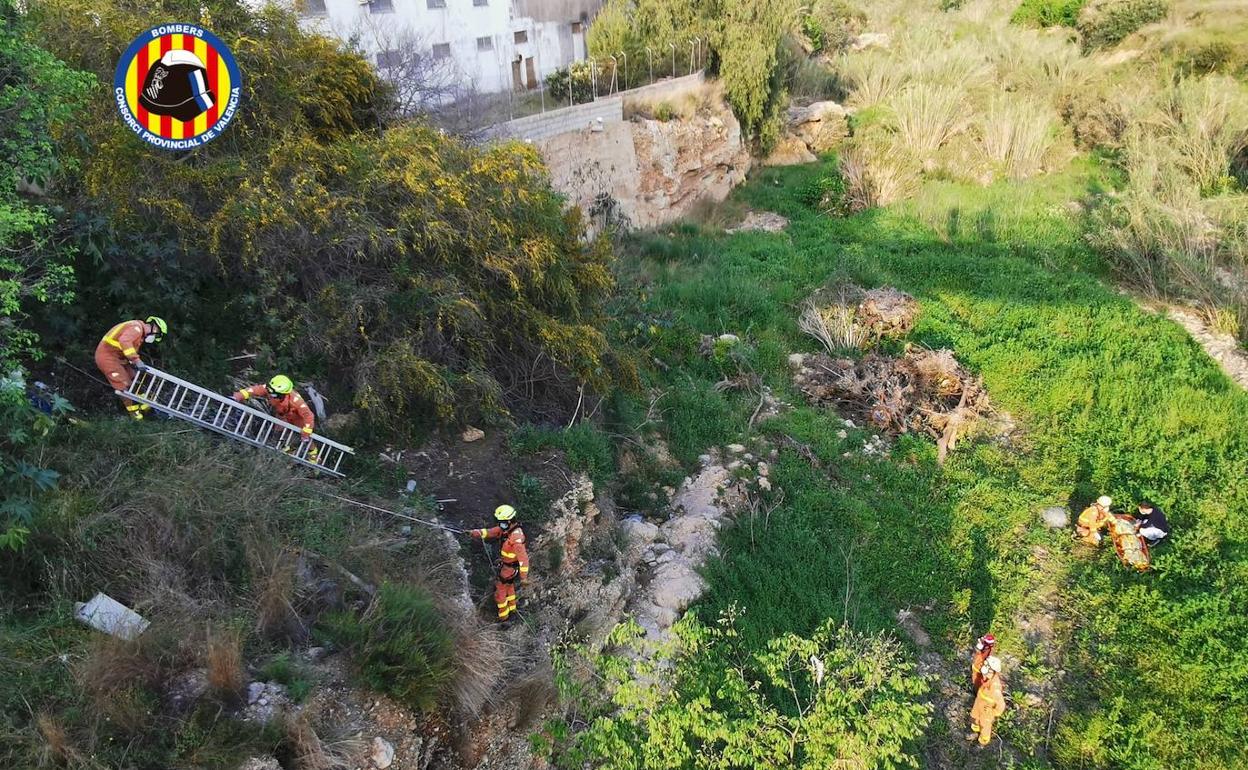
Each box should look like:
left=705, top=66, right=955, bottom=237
left=614, top=157, right=1248, bottom=769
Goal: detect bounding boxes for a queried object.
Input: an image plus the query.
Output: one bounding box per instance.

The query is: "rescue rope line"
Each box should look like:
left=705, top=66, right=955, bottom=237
left=320, top=492, right=465, bottom=534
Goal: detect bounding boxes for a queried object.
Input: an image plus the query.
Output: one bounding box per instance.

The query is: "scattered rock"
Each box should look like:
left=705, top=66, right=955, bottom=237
left=896, top=608, right=931, bottom=648
left=763, top=134, right=817, bottom=166
left=303, top=646, right=328, bottom=663
left=164, top=668, right=208, bottom=715
left=758, top=477, right=772, bottom=491
left=461, top=426, right=485, bottom=443
left=788, top=353, right=806, bottom=370
left=370, top=737, right=395, bottom=769
left=726, top=443, right=747, bottom=454
left=649, top=560, right=707, bottom=611
left=786, top=100, right=850, bottom=153
left=717, top=333, right=741, bottom=345
left=1164, top=305, right=1248, bottom=391
left=237, top=758, right=282, bottom=770
left=1041, top=506, right=1070, bottom=529
left=242, top=682, right=290, bottom=725
left=756, top=461, right=770, bottom=477
left=726, top=210, right=790, bottom=234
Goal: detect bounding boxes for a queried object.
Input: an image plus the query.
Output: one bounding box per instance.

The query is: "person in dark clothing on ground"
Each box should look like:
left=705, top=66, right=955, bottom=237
left=1136, top=500, right=1171, bottom=545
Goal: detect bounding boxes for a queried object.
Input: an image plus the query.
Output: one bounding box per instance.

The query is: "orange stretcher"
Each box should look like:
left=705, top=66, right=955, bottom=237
left=1108, top=514, right=1151, bottom=571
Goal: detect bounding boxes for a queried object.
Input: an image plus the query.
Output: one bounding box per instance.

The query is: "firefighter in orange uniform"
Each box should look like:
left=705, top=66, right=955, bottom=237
left=1076, top=495, right=1114, bottom=545
left=969, top=655, right=1007, bottom=746
left=94, top=316, right=167, bottom=419
left=231, top=375, right=318, bottom=460
left=971, top=634, right=996, bottom=691
left=469, top=505, right=529, bottom=621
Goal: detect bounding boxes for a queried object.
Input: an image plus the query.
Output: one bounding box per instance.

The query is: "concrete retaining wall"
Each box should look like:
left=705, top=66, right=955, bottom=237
left=481, top=72, right=706, bottom=143
left=482, top=98, right=623, bottom=143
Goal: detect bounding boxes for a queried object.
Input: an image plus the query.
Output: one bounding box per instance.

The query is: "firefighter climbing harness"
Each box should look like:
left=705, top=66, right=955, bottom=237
left=120, top=365, right=355, bottom=477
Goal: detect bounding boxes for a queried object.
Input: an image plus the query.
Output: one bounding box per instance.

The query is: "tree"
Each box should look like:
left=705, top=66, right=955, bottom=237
left=32, top=0, right=622, bottom=435
left=0, top=1, right=90, bottom=371
left=0, top=1, right=89, bottom=550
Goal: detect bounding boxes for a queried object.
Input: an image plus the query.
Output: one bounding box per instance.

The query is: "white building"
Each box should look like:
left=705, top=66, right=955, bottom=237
left=294, top=0, right=602, bottom=96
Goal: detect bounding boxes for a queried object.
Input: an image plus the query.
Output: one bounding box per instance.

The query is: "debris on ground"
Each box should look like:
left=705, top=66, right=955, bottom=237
left=794, top=347, right=991, bottom=462
left=73, top=592, right=150, bottom=640
left=461, top=426, right=485, bottom=443
left=726, top=210, right=790, bottom=234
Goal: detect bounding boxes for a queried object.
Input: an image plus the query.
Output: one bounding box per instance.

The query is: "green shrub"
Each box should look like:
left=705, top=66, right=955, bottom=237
left=803, top=0, right=866, bottom=53
left=545, top=62, right=595, bottom=104
left=320, top=583, right=453, bottom=711
left=34, top=0, right=616, bottom=436
left=654, top=101, right=676, bottom=121
left=258, top=653, right=313, bottom=703
left=1011, top=0, right=1087, bottom=27
left=510, top=423, right=616, bottom=485
left=1077, top=0, right=1169, bottom=50
left=511, top=472, right=552, bottom=522
left=549, top=615, right=931, bottom=769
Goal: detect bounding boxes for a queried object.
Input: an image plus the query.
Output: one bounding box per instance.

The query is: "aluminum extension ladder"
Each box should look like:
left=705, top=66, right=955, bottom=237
left=120, top=365, right=355, bottom=478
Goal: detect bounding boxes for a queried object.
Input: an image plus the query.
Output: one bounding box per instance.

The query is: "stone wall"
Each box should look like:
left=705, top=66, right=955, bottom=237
left=489, top=77, right=751, bottom=232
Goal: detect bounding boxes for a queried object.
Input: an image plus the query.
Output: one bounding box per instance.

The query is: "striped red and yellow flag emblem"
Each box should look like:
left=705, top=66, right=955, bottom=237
left=123, top=33, right=232, bottom=140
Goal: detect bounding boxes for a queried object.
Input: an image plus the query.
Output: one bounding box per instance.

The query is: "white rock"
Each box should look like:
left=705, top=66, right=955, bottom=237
left=650, top=560, right=707, bottom=610
left=1041, top=506, right=1070, bottom=529
left=370, top=737, right=395, bottom=769
left=622, top=518, right=660, bottom=547
left=836, top=430, right=848, bottom=439
left=843, top=419, right=856, bottom=428
left=788, top=353, right=806, bottom=369
left=717, top=333, right=740, bottom=345
left=698, top=454, right=714, bottom=465
left=757, top=461, right=769, bottom=476
left=461, top=427, right=485, bottom=443
left=758, top=477, right=772, bottom=492
left=726, top=443, right=746, bottom=454
left=247, top=682, right=265, bottom=705
left=727, top=460, right=742, bottom=471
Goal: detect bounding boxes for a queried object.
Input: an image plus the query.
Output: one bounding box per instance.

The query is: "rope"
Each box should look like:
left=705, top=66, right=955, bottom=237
left=320, top=492, right=465, bottom=534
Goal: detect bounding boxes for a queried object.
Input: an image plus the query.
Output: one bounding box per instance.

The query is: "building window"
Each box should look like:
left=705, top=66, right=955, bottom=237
left=571, top=21, right=583, bottom=33
left=474, top=0, right=488, bottom=5
left=376, top=50, right=401, bottom=68
left=476, top=36, right=493, bottom=51
left=514, top=30, right=528, bottom=44
left=432, top=43, right=451, bottom=59
left=301, top=0, right=327, bottom=15
left=370, top=0, right=394, bottom=11
left=427, top=0, right=446, bottom=8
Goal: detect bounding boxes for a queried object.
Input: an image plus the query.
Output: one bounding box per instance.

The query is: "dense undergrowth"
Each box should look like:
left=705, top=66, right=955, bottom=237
left=0, top=424, right=485, bottom=767
left=562, top=159, right=1248, bottom=768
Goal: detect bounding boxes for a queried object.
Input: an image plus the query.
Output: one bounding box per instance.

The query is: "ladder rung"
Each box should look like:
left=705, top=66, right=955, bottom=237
left=121, top=365, right=354, bottom=477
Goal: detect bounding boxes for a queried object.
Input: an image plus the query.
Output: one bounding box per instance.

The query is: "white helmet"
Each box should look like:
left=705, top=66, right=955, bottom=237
left=1097, top=495, right=1112, bottom=508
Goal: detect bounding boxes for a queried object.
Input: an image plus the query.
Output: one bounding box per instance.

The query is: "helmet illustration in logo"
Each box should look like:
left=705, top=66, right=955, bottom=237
left=138, top=49, right=216, bottom=122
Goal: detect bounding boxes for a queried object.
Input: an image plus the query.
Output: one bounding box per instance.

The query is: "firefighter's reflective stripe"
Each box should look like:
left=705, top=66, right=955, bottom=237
left=122, top=347, right=137, bottom=356
left=103, top=323, right=129, bottom=348
left=239, top=390, right=251, bottom=400
left=501, top=550, right=517, bottom=559
left=126, top=403, right=143, bottom=411
left=302, top=425, right=314, bottom=435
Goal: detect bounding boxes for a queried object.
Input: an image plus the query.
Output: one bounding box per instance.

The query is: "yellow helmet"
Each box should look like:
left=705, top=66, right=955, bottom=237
left=494, top=504, right=517, bottom=522
left=145, top=316, right=168, bottom=342
left=268, top=374, right=294, bottom=394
